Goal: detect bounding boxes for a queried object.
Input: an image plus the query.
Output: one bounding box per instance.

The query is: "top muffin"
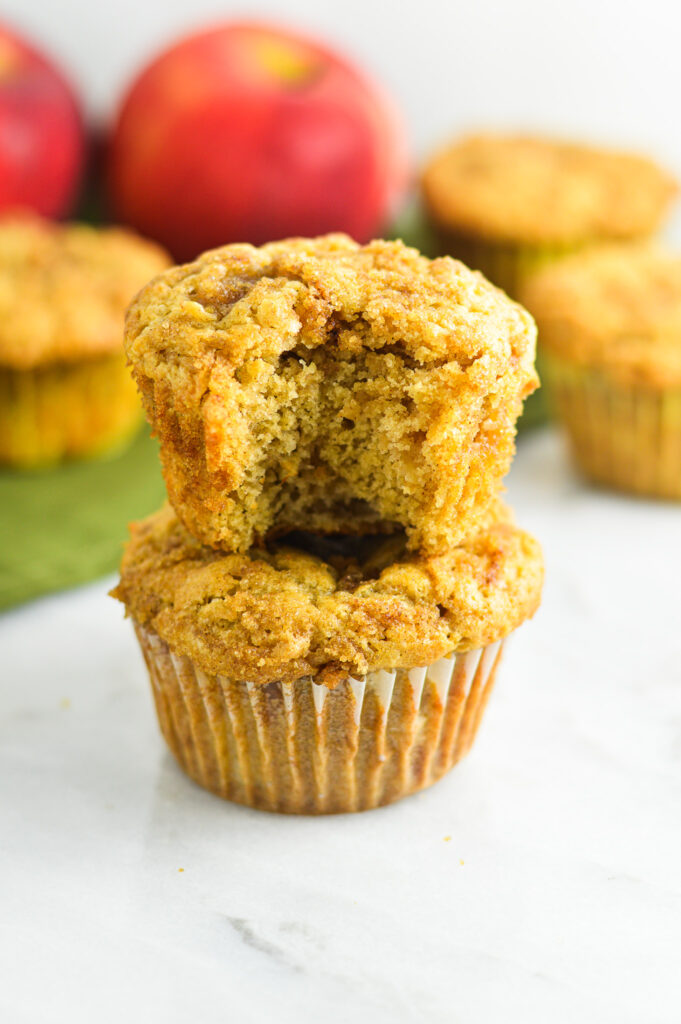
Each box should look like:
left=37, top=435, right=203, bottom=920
left=422, top=134, right=678, bottom=246
left=521, top=244, right=681, bottom=388
left=0, top=216, right=169, bottom=369
left=125, top=234, right=537, bottom=556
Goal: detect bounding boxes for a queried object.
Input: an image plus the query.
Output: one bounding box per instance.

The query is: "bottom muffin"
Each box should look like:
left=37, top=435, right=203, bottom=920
left=112, top=503, right=543, bottom=814
left=135, top=624, right=505, bottom=814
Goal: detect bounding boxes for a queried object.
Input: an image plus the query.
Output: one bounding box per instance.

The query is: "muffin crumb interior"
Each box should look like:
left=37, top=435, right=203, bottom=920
left=125, top=234, right=537, bottom=554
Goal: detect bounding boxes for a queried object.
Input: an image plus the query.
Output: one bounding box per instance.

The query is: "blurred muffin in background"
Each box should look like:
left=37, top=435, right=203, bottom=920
left=522, top=245, right=681, bottom=499
left=0, top=217, right=169, bottom=468
left=421, top=134, right=678, bottom=300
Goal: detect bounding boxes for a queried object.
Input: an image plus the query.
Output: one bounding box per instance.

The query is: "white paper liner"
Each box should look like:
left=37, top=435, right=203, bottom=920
left=135, top=623, right=505, bottom=815
left=545, top=357, right=681, bottom=499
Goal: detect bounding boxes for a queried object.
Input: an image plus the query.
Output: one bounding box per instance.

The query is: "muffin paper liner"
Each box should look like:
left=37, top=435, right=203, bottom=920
left=544, top=354, right=681, bottom=499
left=135, top=623, right=505, bottom=815
left=0, top=353, right=143, bottom=468
left=430, top=227, right=580, bottom=301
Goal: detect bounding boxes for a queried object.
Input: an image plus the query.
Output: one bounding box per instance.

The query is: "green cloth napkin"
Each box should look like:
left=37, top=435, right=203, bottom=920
left=0, top=427, right=165, bottom=611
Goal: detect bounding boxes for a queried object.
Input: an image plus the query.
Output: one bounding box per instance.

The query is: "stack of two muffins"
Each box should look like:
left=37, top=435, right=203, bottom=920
left=113, top=235, right=543, bottom=814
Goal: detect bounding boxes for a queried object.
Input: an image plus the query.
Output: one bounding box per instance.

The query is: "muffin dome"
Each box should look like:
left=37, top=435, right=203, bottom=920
left=521, top=244, right=681, bottom=387
left=422, top=134, right=678, bottom=246
left=0, top=216, right=169, bottom=369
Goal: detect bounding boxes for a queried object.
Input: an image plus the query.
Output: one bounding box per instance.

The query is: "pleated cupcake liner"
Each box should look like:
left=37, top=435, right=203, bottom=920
left=0, top=353, right=143, bottom=468
left=429, top=226, right=581, bottom=300
left=135, top=623, right=506, bottom=815
left=544, top=354, right=681, bottom=499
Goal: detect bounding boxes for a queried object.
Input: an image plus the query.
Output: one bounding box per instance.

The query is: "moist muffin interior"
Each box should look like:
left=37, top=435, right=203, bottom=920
left=126, top=234, right=537, bottom=554
left=204, top=342, right=505, bottom=546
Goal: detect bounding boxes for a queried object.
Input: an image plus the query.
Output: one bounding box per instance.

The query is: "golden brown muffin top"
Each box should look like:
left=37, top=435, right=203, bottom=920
left=112, top=502, right=543, bottom=687
left=422, top=134, right=678, bottom=245
left=125, top=233, right=537, bottom=556
left=126, top=233, right=533, bottom=368
left=521, top=245, right=681, bottom=388
left=0, top=217, right=170, bottom=369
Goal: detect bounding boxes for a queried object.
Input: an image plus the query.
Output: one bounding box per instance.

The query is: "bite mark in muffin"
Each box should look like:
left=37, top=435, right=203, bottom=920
left=125, top=234, right=537, bottom=554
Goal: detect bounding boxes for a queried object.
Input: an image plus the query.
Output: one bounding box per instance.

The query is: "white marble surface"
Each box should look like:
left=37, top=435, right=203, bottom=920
left=1, top=429, right=680, bottom=1024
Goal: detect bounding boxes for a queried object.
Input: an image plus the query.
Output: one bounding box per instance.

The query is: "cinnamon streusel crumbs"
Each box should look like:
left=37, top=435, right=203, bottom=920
left=112, top=501, right=543, bottom=686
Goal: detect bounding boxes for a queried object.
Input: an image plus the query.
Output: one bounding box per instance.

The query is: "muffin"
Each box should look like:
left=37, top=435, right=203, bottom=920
left=0, top=217, right=169, bottom=468
left=421, top=133, right=678, bottom=300
left=521, top=245, right=681, bottom=498
left=124, top=233, right=537, bottom=556
left=112, top=501, right=543, bottom=814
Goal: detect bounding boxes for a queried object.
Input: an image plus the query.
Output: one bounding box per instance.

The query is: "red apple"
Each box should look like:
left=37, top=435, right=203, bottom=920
left=0, top=23, right=84, bottom=218
left=108, top=21, right=408, bottom=260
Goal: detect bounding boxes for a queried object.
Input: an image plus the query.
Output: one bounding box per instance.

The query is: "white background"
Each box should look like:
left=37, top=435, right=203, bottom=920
left=6, top=0, right=681, bottom=176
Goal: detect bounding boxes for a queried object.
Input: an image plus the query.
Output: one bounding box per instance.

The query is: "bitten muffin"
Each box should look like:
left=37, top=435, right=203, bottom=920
left=124, top=234, right=537, bottom=556
left=112, top=502, right=543, bottom=814
left=0, top=216, right=169, bottom=468
left=521, top=245, right=681, bottom=498
left=421, top=133, right=678, bottom=299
